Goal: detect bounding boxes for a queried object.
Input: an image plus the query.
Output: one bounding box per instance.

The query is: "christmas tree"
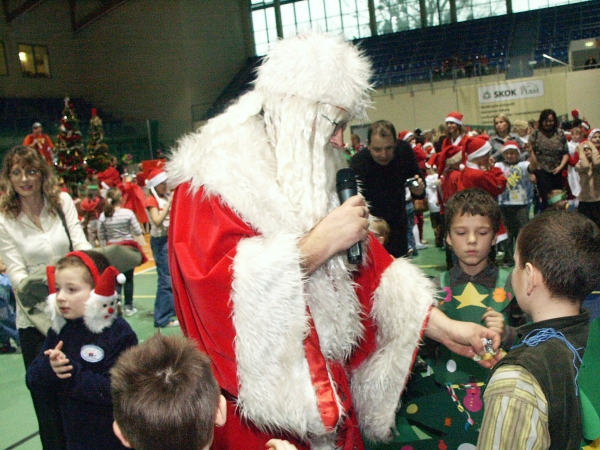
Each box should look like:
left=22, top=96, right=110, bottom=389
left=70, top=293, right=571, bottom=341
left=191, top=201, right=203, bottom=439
left=55, top=97, right=86, bottom=189
left=85, top=108, right=111, bottom=173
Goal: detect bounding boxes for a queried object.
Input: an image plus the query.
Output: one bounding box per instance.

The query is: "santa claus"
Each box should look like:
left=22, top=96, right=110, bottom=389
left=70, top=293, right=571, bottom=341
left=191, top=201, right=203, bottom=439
left=168, top=31, right=500, bottom=450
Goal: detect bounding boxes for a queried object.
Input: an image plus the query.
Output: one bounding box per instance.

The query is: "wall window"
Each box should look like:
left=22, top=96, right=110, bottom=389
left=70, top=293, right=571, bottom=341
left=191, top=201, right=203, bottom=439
left=375, top=0, right=422, bottom=34
left=252, top=0, right=371, bottom=55
left=0, top=41, right=7, bottom=75
left=512, top=0, right=588, bottom=13
left=18, top=44, right=51, bottom=78
left=456, top=0, right=507, bottom=22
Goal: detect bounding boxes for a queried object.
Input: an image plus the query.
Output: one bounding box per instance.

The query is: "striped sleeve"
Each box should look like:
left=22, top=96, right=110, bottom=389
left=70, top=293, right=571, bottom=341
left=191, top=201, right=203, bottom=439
left=477, top=365, right=550, bottom=450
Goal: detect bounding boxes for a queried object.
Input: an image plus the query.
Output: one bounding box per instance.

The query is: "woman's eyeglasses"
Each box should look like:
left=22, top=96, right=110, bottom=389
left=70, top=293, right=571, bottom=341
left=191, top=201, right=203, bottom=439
left=10, top=168, right=41, bottom=179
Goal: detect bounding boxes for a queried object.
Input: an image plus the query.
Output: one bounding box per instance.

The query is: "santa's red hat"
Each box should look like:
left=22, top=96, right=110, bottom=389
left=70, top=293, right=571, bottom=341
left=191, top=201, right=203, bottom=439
left=465, top=137, right=492, bottom=161
left=146, top=167, right=168, bottom=188
left=45, top=251, right=125, bottom=333
left=588, top=128, right=600, bottom=140
left=445, top=111, right=463, bottom=125
left=572, top=109, right=580, bottom=118
left=398, top=130, right=414, bottom=142
left=502, top=140, right=521, bottom=155
left=423, top=142, right=434, bottom=154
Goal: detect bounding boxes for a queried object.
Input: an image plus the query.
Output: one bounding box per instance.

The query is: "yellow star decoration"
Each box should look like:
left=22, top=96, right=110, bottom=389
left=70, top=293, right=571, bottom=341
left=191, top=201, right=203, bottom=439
left=583, top=437, right=600, bottom=449
left=454, top=282, right=488, bottom=309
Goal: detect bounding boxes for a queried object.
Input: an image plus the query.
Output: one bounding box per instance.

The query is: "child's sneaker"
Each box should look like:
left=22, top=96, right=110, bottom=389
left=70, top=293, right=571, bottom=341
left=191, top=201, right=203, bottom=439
left=124, top=306, right=138, bottom=317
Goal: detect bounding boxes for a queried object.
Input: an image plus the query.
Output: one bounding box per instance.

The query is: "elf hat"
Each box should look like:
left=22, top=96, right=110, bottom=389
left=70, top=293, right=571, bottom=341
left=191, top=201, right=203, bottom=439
left=398, top=130, right=414, bottom=142
left=465, top=137, right=492, bottom=161
left=502, top=140, right=521, bottom=155
left=46, top=251, right=125, bottom=334
left=146, top=168, right=168, bottom=188
left=445, top=111, right=463, bottom=125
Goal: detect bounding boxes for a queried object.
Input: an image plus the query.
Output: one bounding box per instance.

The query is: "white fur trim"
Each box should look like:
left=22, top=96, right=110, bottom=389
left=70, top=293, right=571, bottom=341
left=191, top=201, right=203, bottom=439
left=351, top=258, right=436, bottom=441
left=467, top=141, right=492, bottom=160
left=502, top=143, right=520, bottom=154
left=446, top=151, right=463, bottom=167
left=45, top=293, right=66, bottom=333
left=83, top=291, right=117, bottom=333
left=445, top=116, right=462, bottom=125
left=255, top=31, right=373, bottom=120
left=232, top=233, right=329, bottom=438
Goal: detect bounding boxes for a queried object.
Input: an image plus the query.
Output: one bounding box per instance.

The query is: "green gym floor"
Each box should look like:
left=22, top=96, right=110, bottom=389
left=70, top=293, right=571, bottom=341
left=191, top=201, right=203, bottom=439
left=0, top=218, right=447, bottom=450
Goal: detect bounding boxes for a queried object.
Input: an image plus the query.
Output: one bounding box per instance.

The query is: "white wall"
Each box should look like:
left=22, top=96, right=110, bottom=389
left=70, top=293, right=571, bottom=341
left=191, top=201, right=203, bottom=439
left=345, top=67, right=600, bottom=137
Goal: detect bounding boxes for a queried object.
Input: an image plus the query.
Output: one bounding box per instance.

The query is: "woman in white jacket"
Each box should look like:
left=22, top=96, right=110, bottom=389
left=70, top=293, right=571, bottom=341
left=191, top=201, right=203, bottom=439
left=0, top=145, right=91, bottom=449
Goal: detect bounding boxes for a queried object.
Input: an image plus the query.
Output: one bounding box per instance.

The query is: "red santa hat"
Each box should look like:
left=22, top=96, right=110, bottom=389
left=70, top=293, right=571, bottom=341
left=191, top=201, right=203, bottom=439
left=398, top=130, right=414, bottom=142
left=423, top=142, right=434, bottom=154
left=501, top=140, right=521, bottom=155
left=588, top=128, right=600, bottom=140
left=437, top=144, right=463, bottom=175
left=97, top=166, right=122, bottom=190
left=45, top=251, right=125, bottom=333
left=572, top=109, right=580, bottom=118
left=465, top=137, right=492, bottom=161
left=425, top=153, right=438, bottom=169
left=445, top=111, right=463, bottom=125
left=146, top=167, right=168, bottom=188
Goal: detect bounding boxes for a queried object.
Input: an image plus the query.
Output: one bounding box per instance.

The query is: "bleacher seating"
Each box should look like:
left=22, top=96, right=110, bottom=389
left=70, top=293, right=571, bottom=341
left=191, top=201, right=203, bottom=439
left=354, top=0, right=600, bottom=88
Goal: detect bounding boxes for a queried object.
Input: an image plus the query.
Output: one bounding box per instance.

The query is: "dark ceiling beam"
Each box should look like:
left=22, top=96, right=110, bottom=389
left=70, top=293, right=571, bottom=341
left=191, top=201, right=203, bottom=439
left=3, top=0, right=44, bottom=23
left=70, top=0, right=129, bottom=33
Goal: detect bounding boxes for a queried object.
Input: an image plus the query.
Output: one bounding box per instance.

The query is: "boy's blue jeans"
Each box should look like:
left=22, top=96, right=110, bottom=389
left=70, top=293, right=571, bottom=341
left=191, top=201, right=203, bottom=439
left=151, top=236, right=176, bottom=327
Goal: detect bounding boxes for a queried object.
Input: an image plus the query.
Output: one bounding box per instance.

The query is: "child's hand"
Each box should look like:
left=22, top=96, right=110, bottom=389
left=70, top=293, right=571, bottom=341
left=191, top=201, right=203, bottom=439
left=44, top=341, right=73, bottom=379
left=482, top=307, right=505, bottom=339
left=266, top=439, right=298, bottom=450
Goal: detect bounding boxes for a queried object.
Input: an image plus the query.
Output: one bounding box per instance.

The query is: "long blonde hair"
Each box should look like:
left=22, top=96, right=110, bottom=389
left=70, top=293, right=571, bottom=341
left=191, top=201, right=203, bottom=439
left=0, top=145, right=61, bottom=218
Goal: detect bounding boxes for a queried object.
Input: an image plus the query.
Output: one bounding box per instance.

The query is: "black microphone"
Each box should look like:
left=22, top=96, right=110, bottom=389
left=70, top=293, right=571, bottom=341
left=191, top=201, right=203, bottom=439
left=336, top=168, right=362, bottom=265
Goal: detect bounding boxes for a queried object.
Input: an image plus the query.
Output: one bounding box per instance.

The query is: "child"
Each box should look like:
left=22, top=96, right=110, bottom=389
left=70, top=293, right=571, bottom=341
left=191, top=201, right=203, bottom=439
left=26, top=250, right=138, bottom=449
left=477, top=211, right=600, bottom=449
left=98, top=188, right=146, bottom=317
left=425, top=156, right=444, bottom=248
left=575, top=129, right=600, bottom=229
left=145, top=168, right=178, bottom=328
left=567, top=125, right=583, bottom=206
left=111, top=334, right=297, bottom=450
left=80, top=183, right=105, bottom=246
left=494, top=141, right=532, bottom=266
left=398, top=188, right=524, bottom=446
left=369, top=216, right=390, bottom=246
left=0, top=255, right=19, bottom=353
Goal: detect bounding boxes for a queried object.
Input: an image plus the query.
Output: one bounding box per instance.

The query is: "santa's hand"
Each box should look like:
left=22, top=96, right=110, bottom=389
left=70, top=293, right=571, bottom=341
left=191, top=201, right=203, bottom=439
left=44, top=340, right=73, bottom=379
left=266, top=439, right=298, bottom=450
left=425, top=308, right=502, bottom=368
left=299, top=195, right=369, bottom=274
left=482, top=307, right=505, bottom=338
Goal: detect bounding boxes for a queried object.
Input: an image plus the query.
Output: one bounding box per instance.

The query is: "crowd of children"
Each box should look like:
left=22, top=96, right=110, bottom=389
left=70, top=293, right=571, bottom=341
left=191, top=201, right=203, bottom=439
left=6, top=105, right=600, bottom=450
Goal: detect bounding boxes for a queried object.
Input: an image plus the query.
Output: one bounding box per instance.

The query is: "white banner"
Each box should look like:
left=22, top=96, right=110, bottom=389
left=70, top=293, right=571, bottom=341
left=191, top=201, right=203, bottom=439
left=478, top=80, right=545, bottom=103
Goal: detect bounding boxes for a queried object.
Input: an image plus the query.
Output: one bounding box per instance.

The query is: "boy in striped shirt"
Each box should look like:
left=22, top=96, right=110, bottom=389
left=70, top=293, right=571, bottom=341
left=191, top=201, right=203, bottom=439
left=477, top=211, right=600, bottom=449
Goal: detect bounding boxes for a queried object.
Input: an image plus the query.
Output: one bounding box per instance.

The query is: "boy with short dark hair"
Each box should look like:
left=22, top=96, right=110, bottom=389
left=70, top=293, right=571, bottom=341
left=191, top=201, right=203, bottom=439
left=398, top=189, right=522, bottom=446
left=477, top=211, right=600, bottom=449
left=111, top=334, right=298, bottom=450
